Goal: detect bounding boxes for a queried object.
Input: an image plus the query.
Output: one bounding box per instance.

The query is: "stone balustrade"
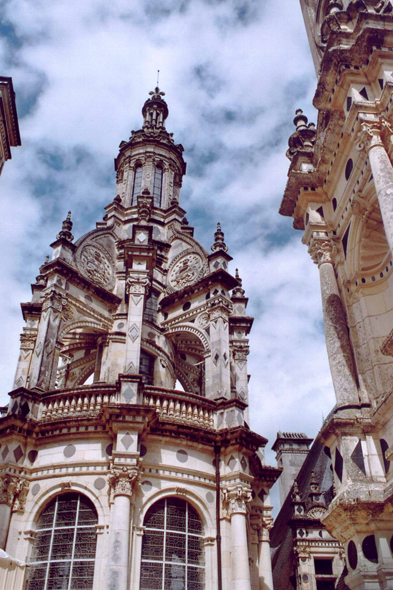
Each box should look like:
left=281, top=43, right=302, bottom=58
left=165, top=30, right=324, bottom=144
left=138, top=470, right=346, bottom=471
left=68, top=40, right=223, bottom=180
left=143, top=387, right=215, bottom=430
left=40, top=384, right=117, bottom=421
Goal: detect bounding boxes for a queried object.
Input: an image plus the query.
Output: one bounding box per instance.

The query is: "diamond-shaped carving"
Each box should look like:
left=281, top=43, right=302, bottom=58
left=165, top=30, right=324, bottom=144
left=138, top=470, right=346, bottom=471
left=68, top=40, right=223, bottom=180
left=213, top=352, right=220, bottom=366
left=11, top=401, right=18, bottom=414
left=2, top=445, right=9, bottom=460
left=258, top=488, right=267, bottom=502
left=228, top=455, right=236, bottom=470
left=125, top=363, right=136, bottom=375
left=123, top=386, right=135, bottom=402
left=299, top=529, right=305, bottom=538
left=240, top=456, right=247, bottom=472
left=137, top=232, right=147, bottom=243
left=128, top=324, right=139, bottom=343
left=213, top=261, right=220, bottom=269
left=13, top=445, right=23, bottom=463
left=121, top=433, right=133, bottom=450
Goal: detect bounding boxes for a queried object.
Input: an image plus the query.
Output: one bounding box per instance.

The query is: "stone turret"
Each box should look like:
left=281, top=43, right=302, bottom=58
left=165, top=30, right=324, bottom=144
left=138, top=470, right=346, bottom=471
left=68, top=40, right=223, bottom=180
left=272, top=431, right=313, bottom=507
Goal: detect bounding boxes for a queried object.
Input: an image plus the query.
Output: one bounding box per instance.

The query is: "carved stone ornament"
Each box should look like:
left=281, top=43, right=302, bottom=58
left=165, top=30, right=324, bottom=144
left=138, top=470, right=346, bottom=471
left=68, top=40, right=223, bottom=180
left=356, top=120, right=384, bottom=152
left=20, top=333, right=36, bottom=350
left=126, top=275, right=150, bottom=295
left=168, top=252, right=204, bottom=291
left=232, top=345, right=250, bottom=362
left=42, top=290, right=66, bottom=312
left=77, top=243, right=114, bottom=289
left=222, top=484, right=252, bottom=516
left=0, top=474, right=29, bottom=512
left=306, top=505, right=327, bottom=520
left=308, top=239, right=334, bottom=267
left=137, top=193, right=153, bottom=222
left=108, top=465, right=140, bottom=498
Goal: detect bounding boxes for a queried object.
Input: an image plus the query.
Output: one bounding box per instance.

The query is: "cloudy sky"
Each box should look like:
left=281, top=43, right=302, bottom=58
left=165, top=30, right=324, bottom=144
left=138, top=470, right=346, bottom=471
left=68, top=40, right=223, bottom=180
left=0, top=0, right=335, bottom=510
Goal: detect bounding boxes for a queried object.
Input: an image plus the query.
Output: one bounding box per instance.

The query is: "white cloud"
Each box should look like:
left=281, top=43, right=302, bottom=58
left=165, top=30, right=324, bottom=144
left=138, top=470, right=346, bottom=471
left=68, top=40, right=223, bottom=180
left=0, top=0, right=329, bottom=511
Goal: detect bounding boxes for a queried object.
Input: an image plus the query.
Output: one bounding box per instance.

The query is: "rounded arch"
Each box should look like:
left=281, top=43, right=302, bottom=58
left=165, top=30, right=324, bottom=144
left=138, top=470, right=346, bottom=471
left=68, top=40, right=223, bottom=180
left=138, top=485, right=214, bottom=535
left=24, top=481, right=107, bottom=531
left=59, top=319, right=109, bottom=340
left=165, top=325, right=210, bottom=353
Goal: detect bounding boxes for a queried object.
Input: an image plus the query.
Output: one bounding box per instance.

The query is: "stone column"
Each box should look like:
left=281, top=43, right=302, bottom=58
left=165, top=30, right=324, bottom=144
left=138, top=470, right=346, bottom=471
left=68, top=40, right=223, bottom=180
left=358, top=119, right=393, bottom=254
left=227, top=486, right=252, bottom=590
left=106, top=466, right=139, bottom=590
left=124, top=273, right=150, bottom=375
left=207, top=303, right=231, bottom=399
left=232, top=344, right=250, bottom=422
left=29, top=289, right=65, bottom=390
left=309, top=238, right=359, bottom=406
left=258, top=525, right=274, bottom=590
left=0, top=475, right=29, bottom=549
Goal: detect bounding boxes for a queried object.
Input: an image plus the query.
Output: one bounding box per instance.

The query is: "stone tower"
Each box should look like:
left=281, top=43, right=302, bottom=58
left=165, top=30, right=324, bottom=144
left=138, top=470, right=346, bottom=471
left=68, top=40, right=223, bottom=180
left=0, top=88, right=280, bottom=590
left=281, top=2, right=393, bottom=589
left=272, top=432, right=313, bottom=507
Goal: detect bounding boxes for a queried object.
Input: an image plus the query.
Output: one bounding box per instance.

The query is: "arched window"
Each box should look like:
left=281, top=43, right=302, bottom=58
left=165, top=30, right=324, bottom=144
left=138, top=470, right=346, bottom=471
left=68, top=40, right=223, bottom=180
left=152, top=166, right=163, bottom=207
left=132, top=164, right=143, bottom=205
left=140, top=497, right=205, bottom=590
left=27, top=492, right=98, bottom=590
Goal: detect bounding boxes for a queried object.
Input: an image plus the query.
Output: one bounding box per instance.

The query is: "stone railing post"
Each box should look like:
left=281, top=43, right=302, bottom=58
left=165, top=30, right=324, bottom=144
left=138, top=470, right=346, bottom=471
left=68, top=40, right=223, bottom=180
left=357, top=117, right=393, bottom=255
left=308, top=237, right=359, bottom=406
left=225, top=485, right=252, bottom=590
left=106, top=466, right=139, bottom=590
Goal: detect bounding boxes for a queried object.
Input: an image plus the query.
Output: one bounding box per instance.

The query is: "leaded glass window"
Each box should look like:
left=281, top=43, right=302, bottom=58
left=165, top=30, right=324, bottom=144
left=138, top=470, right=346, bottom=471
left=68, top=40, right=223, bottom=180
left=132, top=165, right=143, bottom=205
left=152, top=166, right=163, bottom=208
left=140, top=349, right=155, bottom=385
left=140, top=498, right=205, bottom=590
left=27, top=493, right=98, bottom=590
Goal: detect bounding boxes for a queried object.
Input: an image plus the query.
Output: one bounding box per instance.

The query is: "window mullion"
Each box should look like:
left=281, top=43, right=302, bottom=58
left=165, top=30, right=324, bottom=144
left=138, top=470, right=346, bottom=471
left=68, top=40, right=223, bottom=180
left=67, top=494, right=80, bottom=590
left=162, top=499, right=167, bottom=590
left=43, top=496, right=58, bottom=590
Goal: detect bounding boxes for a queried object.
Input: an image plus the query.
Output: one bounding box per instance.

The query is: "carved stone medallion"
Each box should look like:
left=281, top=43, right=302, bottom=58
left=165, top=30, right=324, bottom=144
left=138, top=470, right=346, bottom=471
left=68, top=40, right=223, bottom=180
left=77, top=244, right=114, bottom=289
left=168, top=252, right=203, bottom=291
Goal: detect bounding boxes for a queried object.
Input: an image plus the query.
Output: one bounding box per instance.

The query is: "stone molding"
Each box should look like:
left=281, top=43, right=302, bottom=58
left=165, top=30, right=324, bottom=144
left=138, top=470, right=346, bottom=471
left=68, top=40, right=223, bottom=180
left=42, top=289, right=66, bottom=313
left=0, top=474, right=29, bottom=512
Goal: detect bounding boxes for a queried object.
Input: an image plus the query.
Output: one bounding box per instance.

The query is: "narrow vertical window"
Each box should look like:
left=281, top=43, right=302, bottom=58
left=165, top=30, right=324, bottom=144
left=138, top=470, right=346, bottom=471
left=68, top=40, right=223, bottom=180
left=153, top=166, right=163, bottom=207
left=132, top=165, right=143, bottom=205
left=140, top=497, right=205, bottom=590
left=27, top=493, right=98, bottom=590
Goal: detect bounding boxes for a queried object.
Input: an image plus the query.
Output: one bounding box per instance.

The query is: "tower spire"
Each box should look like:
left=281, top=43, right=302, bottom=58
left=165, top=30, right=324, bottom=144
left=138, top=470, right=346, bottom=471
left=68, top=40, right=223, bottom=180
left=142, top=86, right=168, bottom=130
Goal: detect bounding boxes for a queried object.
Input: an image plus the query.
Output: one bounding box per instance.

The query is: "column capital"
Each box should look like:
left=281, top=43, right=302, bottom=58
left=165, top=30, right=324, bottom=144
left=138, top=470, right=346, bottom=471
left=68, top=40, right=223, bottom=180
left=232, top=344, right=250, bottom=361
left=356, top=119, right=384, bottom=152
left=42, top=289, right=66, bottom=312
left=222, top=484, right=252, bottom=516
left=308, top=237, right=335, bottom=267
left=0, top=474, right=29, bottom=512
left=126, top=274, right=150, bottom=295
left=108, top=464, right=140, bottom=498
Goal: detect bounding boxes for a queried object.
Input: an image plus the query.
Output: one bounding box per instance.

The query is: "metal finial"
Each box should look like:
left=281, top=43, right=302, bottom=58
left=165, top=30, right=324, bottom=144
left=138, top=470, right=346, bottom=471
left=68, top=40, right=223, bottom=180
left=157, top=70, right=160, bottom=86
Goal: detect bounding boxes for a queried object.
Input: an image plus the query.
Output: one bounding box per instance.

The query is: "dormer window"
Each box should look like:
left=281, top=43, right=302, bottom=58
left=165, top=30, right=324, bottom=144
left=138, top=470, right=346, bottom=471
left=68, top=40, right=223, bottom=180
left=153, top=166, right=163, bottom=207
left=131, top=164, right=143, bottom=205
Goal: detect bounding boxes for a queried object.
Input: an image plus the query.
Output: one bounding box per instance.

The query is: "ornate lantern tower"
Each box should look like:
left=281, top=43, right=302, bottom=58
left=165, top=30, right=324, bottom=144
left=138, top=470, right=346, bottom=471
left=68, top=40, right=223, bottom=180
left=0, top=88, right=280, bottom=590
left=281, top=2, right=393, bottom=589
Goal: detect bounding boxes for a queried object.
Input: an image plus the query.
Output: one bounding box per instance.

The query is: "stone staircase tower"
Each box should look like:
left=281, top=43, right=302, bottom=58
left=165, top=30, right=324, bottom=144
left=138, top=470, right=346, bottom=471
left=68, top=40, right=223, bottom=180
left=0, top=88, right=280, bottom=590
left=281, top=2, right=393, bottom=589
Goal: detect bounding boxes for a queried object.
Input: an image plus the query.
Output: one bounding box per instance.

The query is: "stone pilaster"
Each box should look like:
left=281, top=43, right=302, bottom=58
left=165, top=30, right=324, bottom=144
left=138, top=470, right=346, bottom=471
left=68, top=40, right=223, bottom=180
left=232, top=343, right=250, bottom=420
left=13, top=332, right=37, bottom=389
left=106, top=465, right=139, bottom=590
left=308, top=237, right=359, bottom=406
left=124, top=273, right=150, bottom=375
left=29, top=289, right=65, bottom=391
left=207, top=303, right=231, bottom=399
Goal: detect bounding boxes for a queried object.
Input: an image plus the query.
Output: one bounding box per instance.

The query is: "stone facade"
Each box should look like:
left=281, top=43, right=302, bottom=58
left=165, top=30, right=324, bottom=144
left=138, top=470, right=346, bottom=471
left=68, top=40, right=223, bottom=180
left=0, top=88, right=280, bottom=590
left=280, top=2, right=393, bottom=589
left=0, top=77, right=21, bottom=176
